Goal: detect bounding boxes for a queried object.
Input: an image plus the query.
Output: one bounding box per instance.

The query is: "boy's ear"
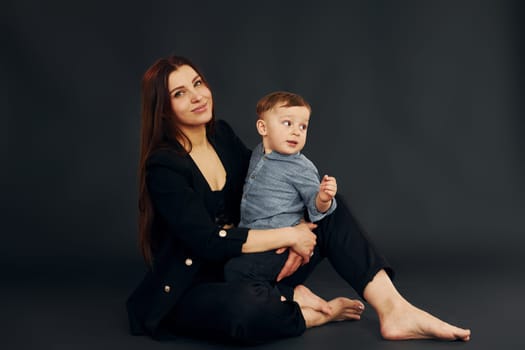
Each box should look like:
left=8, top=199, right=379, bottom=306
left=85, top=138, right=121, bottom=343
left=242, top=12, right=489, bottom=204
left=256, top=119, right=267, bottom=136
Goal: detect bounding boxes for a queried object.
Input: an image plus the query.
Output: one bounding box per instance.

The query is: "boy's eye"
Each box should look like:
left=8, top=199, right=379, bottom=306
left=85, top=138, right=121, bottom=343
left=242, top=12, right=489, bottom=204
left=300, top=124, right=307, bottom=131
left=283, top=120, right=291, bottom=126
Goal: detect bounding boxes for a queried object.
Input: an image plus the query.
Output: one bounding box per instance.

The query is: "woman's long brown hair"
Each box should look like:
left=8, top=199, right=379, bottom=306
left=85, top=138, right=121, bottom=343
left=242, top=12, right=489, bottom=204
left=138, top=55, right=214, bottom=265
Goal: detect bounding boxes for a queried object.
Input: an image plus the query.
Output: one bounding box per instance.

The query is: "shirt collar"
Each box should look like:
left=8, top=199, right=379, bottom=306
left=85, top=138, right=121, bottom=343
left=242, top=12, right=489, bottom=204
left=257, top=142, right=301, bottom=160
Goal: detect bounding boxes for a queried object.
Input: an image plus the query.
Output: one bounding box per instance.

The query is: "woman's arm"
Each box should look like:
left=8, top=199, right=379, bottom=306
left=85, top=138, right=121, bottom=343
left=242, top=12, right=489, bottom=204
left=242, top=222, right=317, bottom=262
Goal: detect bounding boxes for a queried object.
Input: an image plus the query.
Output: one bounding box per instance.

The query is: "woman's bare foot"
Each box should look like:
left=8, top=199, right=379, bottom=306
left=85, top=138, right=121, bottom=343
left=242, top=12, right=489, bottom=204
left=328, top=297, right=365, bottom=321
left=302, top=297, right=365, bottom=328
left=293, top=285, right=365, bottom=328
left=364, top=269, right=471, bottom=341
left=379, top=299, right=471, bottom=341
left=293, top=284, right=332, bottom=314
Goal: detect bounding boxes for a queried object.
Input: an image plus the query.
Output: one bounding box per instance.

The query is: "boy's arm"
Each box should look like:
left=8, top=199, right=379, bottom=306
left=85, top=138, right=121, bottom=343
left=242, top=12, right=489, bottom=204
left=316, top=175, right=337, bottom=213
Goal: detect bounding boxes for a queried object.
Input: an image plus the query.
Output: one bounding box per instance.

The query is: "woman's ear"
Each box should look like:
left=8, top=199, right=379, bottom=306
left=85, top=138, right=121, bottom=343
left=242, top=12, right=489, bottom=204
left=256, top=119, right=267, bottom=136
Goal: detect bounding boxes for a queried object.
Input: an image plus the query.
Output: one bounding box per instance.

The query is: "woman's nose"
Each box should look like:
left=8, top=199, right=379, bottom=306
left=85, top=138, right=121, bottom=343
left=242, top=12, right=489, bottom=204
left=189, top=89, right=203, bottom=102
left=191, top=92, right=203, bottom=102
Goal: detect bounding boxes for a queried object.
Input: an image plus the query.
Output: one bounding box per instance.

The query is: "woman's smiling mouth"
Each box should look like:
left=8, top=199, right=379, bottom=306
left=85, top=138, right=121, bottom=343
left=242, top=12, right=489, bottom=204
left=192, top=102, right=208, bottom=113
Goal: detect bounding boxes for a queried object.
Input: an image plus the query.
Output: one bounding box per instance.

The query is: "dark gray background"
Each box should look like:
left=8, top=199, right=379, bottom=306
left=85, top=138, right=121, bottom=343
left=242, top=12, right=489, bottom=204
left=3, top=0, right=525, bottom=349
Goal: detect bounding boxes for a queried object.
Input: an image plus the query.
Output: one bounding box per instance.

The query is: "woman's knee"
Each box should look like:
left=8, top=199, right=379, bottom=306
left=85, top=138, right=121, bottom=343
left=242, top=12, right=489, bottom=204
left=226, top=281, right=277, bottom=326
left=226, top=282, right=305, bottom=342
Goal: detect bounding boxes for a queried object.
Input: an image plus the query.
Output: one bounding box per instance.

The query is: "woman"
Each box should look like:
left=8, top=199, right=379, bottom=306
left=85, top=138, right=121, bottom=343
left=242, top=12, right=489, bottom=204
left=126, top=55, right=471, bottom=344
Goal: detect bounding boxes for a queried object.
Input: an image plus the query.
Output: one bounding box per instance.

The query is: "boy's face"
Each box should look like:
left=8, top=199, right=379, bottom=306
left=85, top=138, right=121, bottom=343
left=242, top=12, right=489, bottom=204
left=257, top=104, right=310, bottom=155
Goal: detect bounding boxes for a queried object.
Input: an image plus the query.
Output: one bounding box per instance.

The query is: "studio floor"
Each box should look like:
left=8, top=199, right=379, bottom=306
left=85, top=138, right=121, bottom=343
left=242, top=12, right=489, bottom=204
left=3, top=255, right=524, bottom=350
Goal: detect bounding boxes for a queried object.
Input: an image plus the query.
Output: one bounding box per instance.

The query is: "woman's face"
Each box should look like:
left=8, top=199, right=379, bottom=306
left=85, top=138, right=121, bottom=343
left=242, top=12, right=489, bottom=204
left=167, top=65, right=213, bottom=129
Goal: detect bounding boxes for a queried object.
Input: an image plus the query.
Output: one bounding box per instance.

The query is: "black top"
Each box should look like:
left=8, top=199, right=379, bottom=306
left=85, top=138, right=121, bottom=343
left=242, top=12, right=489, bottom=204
left=126, top=120, right=252, bottom=337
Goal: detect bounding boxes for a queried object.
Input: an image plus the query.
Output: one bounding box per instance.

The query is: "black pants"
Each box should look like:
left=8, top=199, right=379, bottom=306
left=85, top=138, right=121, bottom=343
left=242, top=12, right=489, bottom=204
left=162, top=195, right=394, bottom=344
left=224, top=249, right=289, bottom=282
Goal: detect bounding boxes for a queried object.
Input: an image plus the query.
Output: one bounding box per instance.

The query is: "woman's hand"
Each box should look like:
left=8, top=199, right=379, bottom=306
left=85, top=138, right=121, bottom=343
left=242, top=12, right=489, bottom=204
left=290, top=222, right=317, bottom=262
left=276, top=248, right=303, bottom=282
left=275, top=221, right=318, bottom=281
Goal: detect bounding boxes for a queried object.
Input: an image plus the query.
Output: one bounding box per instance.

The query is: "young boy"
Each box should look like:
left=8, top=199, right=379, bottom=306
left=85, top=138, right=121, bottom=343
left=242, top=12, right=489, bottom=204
left=224, top=91, right=337, bottom=284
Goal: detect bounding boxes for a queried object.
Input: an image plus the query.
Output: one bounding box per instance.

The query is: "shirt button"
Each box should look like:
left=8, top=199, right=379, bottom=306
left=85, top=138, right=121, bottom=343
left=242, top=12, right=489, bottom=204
left=219, top=229, right=227, bottom=237
left=164, top=285, right=171, bottom=293
left=185, top=258, right=193, bottom=266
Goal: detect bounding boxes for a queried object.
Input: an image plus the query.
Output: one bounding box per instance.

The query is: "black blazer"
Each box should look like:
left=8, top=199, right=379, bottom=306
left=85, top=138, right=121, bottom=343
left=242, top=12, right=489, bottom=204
left=126, top=120, right=252, bottom=337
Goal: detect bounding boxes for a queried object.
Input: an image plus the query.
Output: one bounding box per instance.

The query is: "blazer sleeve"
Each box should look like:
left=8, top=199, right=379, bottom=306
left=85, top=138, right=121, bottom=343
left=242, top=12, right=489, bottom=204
left=146, top=150, right=249, bottom=262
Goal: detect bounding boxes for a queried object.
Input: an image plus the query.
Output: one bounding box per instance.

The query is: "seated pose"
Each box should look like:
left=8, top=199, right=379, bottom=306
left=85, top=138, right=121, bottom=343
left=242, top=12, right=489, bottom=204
left=126, top=54, right=471, bottom=344
left=224, top=91, right=337, bottom=291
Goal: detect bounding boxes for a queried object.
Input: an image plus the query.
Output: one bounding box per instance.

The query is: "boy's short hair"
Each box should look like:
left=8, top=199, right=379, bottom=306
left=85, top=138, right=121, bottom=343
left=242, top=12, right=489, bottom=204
left=256, top=91, right=311, bottom=118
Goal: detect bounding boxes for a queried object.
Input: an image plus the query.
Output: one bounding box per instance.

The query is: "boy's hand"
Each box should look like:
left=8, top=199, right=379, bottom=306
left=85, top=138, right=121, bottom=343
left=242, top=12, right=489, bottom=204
left=318, top=175, right=337, bottom=202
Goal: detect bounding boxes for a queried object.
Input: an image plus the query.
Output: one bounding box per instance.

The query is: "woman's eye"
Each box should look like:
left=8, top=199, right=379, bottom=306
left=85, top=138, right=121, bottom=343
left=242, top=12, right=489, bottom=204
left=173, top=91, right=184, bottom=98
left=194, top=79, right=203, bottom=87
